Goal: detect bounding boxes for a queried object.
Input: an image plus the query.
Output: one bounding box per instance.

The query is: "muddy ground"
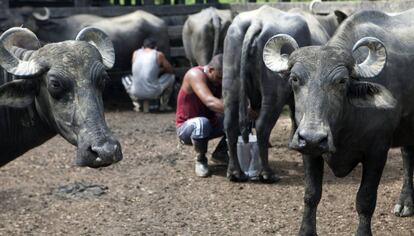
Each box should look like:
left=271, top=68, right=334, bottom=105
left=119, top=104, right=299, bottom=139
left=0, top=111, right=413, bottom=236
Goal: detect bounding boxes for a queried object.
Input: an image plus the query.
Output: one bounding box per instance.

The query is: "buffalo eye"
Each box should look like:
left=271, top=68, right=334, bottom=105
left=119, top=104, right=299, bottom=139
left=338, top=78, right=347, bottom=84
left=289, top=75, right=299, bottom=84
left=335, top=77, right=349, bottom=85
left=47, top=77, right=65, bottom=99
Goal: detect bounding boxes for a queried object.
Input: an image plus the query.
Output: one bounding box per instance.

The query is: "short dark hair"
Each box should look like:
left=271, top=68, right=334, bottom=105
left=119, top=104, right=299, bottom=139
left=143, top=37, right=157, bottom=49
left=208, top=54, right=223, bottom=74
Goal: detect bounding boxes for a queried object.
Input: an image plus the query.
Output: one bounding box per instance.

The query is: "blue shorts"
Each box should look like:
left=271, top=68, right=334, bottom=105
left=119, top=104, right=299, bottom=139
left=177, top=116, right=224, bottom=145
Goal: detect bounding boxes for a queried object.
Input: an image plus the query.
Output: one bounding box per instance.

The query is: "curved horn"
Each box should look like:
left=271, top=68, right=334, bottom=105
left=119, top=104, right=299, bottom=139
left=262, top=34, right=299, bottom=73
left=309, top=0, right=322, bottom=14
left=0, top=27, right=44, bottom=76
left=352, top=37, right=387, bottom=79
left=75, top=27, right=115, bottom=69
left=32, top=7, right=50, bottom=21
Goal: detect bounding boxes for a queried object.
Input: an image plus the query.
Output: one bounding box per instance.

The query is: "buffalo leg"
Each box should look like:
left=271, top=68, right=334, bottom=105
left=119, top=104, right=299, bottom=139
left=299, top=155, right=323, bottom=236
left=394, top=146, right=414, bottom=217
left=224, top=101, right=247, bottom=182
left=255, top=102, right=283, bottom=183
left=355, top=152, right=387, bottom=236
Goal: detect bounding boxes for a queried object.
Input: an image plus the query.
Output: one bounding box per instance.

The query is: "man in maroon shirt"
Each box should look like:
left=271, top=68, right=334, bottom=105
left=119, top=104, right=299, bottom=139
left=176, top=54, right=227, bottom=177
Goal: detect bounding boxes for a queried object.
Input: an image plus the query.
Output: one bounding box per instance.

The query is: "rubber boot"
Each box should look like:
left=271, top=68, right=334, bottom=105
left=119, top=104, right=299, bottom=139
left=192, top=139, right=209, bottom=177
left=160, top=85, right=173, bottom=112
left=211, top=136, right=229, bottom=165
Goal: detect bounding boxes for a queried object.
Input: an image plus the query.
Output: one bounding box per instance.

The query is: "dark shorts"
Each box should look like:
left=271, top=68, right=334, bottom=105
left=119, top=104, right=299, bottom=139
left=176, top=116, right=224, bottom=145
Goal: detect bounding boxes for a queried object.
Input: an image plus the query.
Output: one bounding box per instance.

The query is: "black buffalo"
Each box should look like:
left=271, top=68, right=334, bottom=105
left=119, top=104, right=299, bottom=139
left=263, top=10, right=413, bottom=236
left=32, top=10, right=170, bottom=71
left=223, top=5, right=345, bottom=182
left=0, top=27, right=122, bottom=168
left=182, top=7, right=232, bottom=66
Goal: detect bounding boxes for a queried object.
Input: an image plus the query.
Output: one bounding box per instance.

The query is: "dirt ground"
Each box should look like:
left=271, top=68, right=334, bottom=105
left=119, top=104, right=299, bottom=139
left=0, top=110, right=413, bottom=236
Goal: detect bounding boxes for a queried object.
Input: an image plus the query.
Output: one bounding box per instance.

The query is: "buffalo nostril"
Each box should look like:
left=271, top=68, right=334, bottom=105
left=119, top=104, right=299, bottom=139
left=297, top=133, right=307, bottom=148
left=298, top=129, right=329, bottom=149
left=319, top=136, right=328, bottom=148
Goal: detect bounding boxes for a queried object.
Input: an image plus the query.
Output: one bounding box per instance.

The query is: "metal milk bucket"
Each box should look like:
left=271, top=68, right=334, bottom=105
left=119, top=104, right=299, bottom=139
left=237, top=134, right=261, bottom=178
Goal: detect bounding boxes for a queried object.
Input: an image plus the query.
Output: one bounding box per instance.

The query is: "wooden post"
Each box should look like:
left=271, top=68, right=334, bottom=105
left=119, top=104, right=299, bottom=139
left=142, top=101, right=150, bottom=113
left=162, top=0, right=171, bottom=5
left=174, top=0, right=185, bottom=4
left=195, top=0, right=204, bottom=4
left=143, top=0, right=155, bottom=5
left=113, top=0, right=120, bottom=5
left=74, top=0, right=92, bottom=6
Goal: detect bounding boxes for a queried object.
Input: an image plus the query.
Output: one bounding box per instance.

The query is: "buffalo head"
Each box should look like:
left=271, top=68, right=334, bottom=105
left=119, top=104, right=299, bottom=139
left=263, top=34, right=396, bottom=155
left=0, top=27, right=122, bottom=167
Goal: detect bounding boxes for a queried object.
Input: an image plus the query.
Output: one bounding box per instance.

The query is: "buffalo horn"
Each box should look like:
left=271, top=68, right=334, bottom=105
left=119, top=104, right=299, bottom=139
left=0, top=27, right=43, bottom=76
left=262, top=34, right=299, bottom=73
left=309, top=0, right=322, bottom=14
left=32, top=7, right=50, bottom=21
left=75, top=27, right=115, bottom=69
left=352, top=37, right=387, bottom=79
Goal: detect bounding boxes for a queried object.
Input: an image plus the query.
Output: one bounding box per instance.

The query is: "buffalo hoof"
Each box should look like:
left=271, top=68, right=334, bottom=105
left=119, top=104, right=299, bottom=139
left=355, top=226, right=372, bottom=236
left=299, top=224, right=318, bottom=236
left=298, top=231, right=318, bottom=236
left=394, top=204, right=414, bottom=217
left=394, top=192, right=414, bottom=217
left=249, top=175, right=260, bottom=182
left=227, top=170, right=248, bottom=182
left=259, top=169, right=280, bottom=184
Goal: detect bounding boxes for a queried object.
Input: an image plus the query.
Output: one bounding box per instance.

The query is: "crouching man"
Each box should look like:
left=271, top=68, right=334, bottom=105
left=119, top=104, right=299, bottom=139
left=176, top=54, right=228, bottom=177
left=122, top=37, right=175, bottom=111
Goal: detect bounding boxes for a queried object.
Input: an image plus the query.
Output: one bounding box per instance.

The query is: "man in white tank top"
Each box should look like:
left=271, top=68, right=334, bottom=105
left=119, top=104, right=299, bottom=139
left=122, top=38, right=175, bottom=111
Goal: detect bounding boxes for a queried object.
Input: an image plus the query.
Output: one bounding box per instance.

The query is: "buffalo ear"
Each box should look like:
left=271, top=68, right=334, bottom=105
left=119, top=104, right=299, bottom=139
left=347, top=81, right=396, bottom=109
left=334, top=10, right=348, bottom=24
left=0, top=79, right=37, bottom=108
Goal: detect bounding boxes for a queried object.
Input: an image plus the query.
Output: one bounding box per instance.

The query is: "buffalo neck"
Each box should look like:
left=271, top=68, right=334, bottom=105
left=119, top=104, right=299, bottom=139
left=0, top=104, right=55, bottom=166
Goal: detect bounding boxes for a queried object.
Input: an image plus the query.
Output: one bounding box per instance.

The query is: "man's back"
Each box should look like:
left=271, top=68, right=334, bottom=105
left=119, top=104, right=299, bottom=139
left=176, top=66, right=222, bottom=127
left=130, top=48, right=161, bottom=99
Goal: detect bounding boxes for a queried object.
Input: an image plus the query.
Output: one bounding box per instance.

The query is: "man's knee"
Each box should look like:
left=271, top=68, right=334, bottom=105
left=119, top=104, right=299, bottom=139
left=191, top=117, right=212, bottom=140
left=177, top=117, right=212, bottom=144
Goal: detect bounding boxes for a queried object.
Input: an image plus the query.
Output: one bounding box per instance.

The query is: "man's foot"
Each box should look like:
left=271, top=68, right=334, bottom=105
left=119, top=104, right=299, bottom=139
left=211, top=150, right=229, bottom=165
left=195, top=159, right=209, bottom=177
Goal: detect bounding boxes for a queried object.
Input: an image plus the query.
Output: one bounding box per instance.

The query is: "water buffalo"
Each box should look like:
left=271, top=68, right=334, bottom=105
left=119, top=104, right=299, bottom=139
left=0, top=7, right=49, bottom=34
left=0, top=26, right=122, bottom=168
left=33, top=10, right=170, bottom=71
left=263, top=9, right=413, bottom=235
left=182, top=7, right=232, bottom=66
left=223, top=5, right=345, bottom=182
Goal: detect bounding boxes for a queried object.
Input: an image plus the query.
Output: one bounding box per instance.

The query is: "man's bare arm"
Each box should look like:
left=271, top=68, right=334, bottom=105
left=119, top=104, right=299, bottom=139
left=157, top=52, right=174, bottom=74
left=132, top=51, right=137, bottom=64
left=189, top=72, right=224, bottom=113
